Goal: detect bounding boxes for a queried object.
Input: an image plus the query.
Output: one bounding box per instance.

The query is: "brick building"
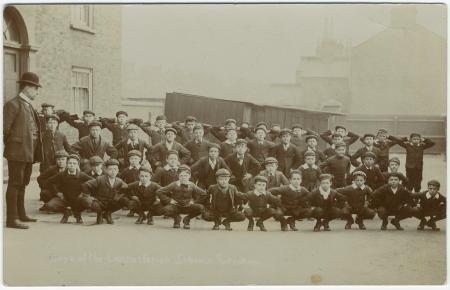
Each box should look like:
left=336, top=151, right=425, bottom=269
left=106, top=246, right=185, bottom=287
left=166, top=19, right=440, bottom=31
left=3, top=4, right=122, bottom=141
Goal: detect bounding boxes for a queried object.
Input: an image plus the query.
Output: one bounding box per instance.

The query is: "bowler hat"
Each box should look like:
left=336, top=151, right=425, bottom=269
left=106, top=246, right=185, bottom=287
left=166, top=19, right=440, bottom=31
left=17, top=72, right=42, bottom=88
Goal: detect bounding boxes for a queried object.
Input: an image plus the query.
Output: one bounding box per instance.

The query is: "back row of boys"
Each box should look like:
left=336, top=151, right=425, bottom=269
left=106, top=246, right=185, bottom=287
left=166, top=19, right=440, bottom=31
left=36, top=104, right=444, bottom=231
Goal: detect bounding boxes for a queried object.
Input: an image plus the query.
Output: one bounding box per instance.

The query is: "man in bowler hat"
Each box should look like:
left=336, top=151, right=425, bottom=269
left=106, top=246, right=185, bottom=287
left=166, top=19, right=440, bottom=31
left=3, top=72, right=43, bottom=229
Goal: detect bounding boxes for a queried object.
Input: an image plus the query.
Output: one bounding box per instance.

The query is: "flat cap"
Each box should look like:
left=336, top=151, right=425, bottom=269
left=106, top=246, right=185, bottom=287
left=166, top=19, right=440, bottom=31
left=45, top=114, right=60, bottom=122
left=127, top=150, right=142, bottom=158
left=55, top=150, right=69, bottom=159
left=304, top=150, right=316, bottom=157
left=215, top=168, right=231, bottom=177
left=83, top=110, right=95, bottom=116
left=386, top=172, right=402, bottom=180
left=167, top=150, right=179, bottom=156
left=254, top=127, right=267, bottom=134
left=377, top=128, right=388, bottom=134
left=332, top=133, right=343, bottom=139
left=193, top=124, right=204, bottom=131
left=235, top=139, right=248, bottom=146
left=362, top=152, right=377, bottom=159
left=319, top=174, right=333, bottom=181
left=280, top=128, right=292, bottom=136
left=105, top=158, right=120, bottom=167
left=68, top=154, right=80, bottom=162
left=178, top=164, right=191, bottom=173
left=185, top=116, right=197, bottom=122
left=264, top=157, right=278, bottom=165
left=127, top=123, right=140, bottom=131
left=389, top=157, right=401, bottom=165
left=256, top=122, right=267, bottom=128
left=88, top=121, right=102, bottom=128
left=156, top=115, right=167, bottom=121
left=361, top=133, right=375, bottom=140
left=253, top=175, right=268, bottom=184
left=410, top=133, right=421, bottom=139
left=225, top=118, right=237, bottom=125
left=334, top=141, right=346, bottom=148
left=139, top=165, right=153, bottom=174
left=208, top=143, right=221, bottom=151
left=305, top=135, right=318, bottom=142
left=165, top=127, right=177, bottom=135
left=116, top=111, right=128, bottom=117
left=335, top=125, right=346, bottom=131
left=352, top=170, right=367, bottom=178
left=427, top=179, right=441, bottom=188
left=89, top=155, right=104, bottom=165
left=41, top=103, right=54, bottom=108
left=291, top=124, right=303, bottom=130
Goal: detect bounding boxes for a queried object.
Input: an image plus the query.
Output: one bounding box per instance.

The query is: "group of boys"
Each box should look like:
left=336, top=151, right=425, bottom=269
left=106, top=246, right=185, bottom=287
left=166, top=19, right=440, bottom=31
left=35, top=104, right=445, bottom=231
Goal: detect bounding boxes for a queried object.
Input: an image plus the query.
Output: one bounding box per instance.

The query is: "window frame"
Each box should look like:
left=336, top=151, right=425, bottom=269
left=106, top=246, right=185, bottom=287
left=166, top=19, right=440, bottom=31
left=71, top=66, right=94, bottom=114
left=70, top=5, right=95, bottom=34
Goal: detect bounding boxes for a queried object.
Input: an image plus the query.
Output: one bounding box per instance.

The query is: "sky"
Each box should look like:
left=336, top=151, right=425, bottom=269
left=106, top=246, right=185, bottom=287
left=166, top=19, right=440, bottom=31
left=121, top=3, right=446, bottom=84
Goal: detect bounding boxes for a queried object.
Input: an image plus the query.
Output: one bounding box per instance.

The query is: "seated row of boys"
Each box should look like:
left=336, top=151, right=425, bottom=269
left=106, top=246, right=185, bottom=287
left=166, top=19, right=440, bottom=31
left=37, top=148, right=445, bottom=232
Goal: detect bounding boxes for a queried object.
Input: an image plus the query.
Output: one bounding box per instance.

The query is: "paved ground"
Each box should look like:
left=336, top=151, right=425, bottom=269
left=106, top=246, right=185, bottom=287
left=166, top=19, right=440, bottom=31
left=2, top=154, right=447, bottom=286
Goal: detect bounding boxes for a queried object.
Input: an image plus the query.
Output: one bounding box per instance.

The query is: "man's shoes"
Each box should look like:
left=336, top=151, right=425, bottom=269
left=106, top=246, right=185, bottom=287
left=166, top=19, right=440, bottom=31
left=6, top=220, right=28, bottom=229
left=60, top=208, right=71, bottom=223
left=212, top=223, right=220, bottom=230
left=223, top=222, right=232, bottom=231
left=356, top=219, right=366, bottom=230
left=146, top=214, right=154, bottom=225
left=182, top=216, right=190, bottom=229
left=287, top=218, right=298, bottom=231
left=96, top=212, right=103, bottom=224
left=247, top=219, right=254, bottom=231
left=417, top=219, right=426, bottom=231
left=256, top=219, right=267, bottom=232
left=323, top=221, right=331, bottom=231
left=20, top=216, right=37, bottom=222
left=135, top=215, right=145, bottom=224
left=173, top=215, right=181, bottom=228
left=381, top=219, right=388, bottom=230
left=344, top=222, right=352, bottom=230
left=314, top=220, right=321, bottom=232
left=75, top=216, right=83, bottom=224
left=390, top=218, right=404, bottom=230
left=427, top=219, right=440, bottom=231
left=105, top=212, right=114, bottom=224
left=127, top=210, right=135, bottom=217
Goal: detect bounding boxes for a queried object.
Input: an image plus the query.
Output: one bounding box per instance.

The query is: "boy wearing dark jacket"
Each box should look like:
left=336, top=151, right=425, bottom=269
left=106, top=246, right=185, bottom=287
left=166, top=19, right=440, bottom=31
left=414, top=180, right=446, bottom=231
left=38, top=150, right=68, bottom=204
left=350, top=152, right=384, bottom=191
left=320, top=142, right=351, bottom=188
left=298, top=151, right=322, bottom=191
left=190, top=144, right=230, bottom=189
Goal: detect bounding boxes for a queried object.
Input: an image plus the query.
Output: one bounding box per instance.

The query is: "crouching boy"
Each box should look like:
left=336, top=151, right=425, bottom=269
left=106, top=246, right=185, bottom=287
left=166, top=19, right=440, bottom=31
left=126, top=165, right=163, bottom=225
left=269, top=170, right=311, bottom=231
left=157, top=165, right=205, bottom=229
left=414, top=180, right=446, bottom=231
left=372, top=172, right=420, bottom=230
left=199, top=168, right=246, bottom=230
left=80, top=159, right=128, bottom=224
left=337, top=171, right=376, bottom=230
left=47, top=154, right=94, bottom=223
left=309, top=174, right=347, bottom=231
left=242, top=175, right=280, bottom=232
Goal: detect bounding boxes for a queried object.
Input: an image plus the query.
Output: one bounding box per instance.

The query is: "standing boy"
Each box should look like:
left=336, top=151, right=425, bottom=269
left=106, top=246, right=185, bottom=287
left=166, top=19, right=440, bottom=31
left=350, top=152, right=385, bottom=191
left=298, top=151, right=322, bottom=192
left=114, top=123, right=151, bottom=169
left=100, top=111, right=131, bottom=146
left=149, top=127, right=191, bottom=168
left=59, top=109, right=96, bottom=140
left=373, top=129, right=399, bottom=172
left=250, top=157, right=289, bottom=190
left=190, top=144, right=231, bottom=189
left=40, top=114, right=72, bottom=172
left=247, top=127, right=275, bottom=164
left=351, top=134, right=382, bottom=167
left=319, top=142, right=351, bottom=189
left=269, top=128, right=302, bottom=177
left=183, top=124, right=214, bottom=164
left=381, top=157, right=408, bottom=185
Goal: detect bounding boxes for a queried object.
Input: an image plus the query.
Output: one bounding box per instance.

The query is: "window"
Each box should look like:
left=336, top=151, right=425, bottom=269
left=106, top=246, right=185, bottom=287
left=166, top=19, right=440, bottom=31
left=70, top=5, right=95, bottom=33
left=71, top=67, right=93, bottom=114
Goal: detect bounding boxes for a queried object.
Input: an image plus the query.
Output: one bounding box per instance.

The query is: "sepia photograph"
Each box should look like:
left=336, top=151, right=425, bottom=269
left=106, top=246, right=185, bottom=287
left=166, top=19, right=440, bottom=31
left=1, top=1, right=447, bottom=286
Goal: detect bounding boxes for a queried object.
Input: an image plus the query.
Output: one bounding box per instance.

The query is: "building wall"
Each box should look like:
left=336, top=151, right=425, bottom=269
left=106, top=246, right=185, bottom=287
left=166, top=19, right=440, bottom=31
left=13, top=4, right=122, bottom=116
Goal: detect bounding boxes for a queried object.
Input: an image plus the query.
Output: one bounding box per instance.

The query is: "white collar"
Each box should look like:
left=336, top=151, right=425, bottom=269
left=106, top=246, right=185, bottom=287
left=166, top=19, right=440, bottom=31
left=426, top=192, right=440, bottom=199
left=365, top=146, right=373, bottom=150
left=282, top=143, right=290, bottom=148
left=19, top=92, right=33, bottom=104
left=352, top=183, right=366, bottom=190
left=319, top=187, right=331, bottom=197
left=209, top=158, right=217, bottom=165
left=253, top=189, right=266, bottom=196
left=127, top=139, right=139, bottom=144
left=195, top=138, right=203, bottom=143
left=391, top=186, right=398, bottom=194
left=364, top=165, right=373, bottom=170
left=138, top=181, right=151, bottom=187
left=225, top=139, right=236, bottom=145
left=92, top=169, right=102, bottom=175
left=289, top=184, right=302, bottom=191
left=301, top=163, right=318, bottom=170
left=176, top=180, right=191, bottom=187
left=129, top=164, right=141, bottom=170
left=164, top=164, right=178, bottom=171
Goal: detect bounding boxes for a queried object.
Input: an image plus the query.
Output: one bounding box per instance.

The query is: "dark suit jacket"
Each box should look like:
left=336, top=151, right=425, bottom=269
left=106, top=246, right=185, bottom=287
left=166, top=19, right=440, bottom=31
left=350, top=165, right=385, bottom=190
left=150, top=141, right=191, bottom=167
left=100, top=118, right=129, bottom=146
left=372, top=184, right=414, bottom=211
left=269, top=143, right=301, bottom=177
left=219, top=141, right=236, bottom=158
left=184, top=139, right=214, bottom=164
left=309, top=188, right=345, bottom=209
left=139, top=123, right=165, bottom=145
left=115, top=138, right=151, bottom=166
left=224, top=152, right=261, bottom=182
left=413, top=191, right=446, bottom=213
left=199, top=184, right=244, bottom=211
left=59, top=111, right=90, bottom=139
left=37, top=165, right=65, bottom=189
left=71, top=135, right=118, bottom=162
left=41, top=129, right=72, bottom=171
left=190, top=156, right=231, bottom=188
left=247, top=139, right=275, bottom=163
left=3, top=96, right=43, bottom=163
left=249, top=170, right=289, bottom=190
left=350, top=146, right=382, bottom=167
left=81, top=175, right=128, bottom=202
left=391, top=137, right=435, bottom=168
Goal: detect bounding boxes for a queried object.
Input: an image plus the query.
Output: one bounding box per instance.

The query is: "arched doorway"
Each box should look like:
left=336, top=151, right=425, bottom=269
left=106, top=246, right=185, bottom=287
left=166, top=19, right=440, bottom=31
left=3, top=6, right=30, bottom=101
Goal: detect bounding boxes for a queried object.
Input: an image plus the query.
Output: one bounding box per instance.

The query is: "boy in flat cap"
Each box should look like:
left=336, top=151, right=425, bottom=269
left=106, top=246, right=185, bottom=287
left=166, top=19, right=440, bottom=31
left=38, top=103, right=56, bottom=132
left=118, top=150, right=144, bottom=184
left=350, top=152, right=384, bottom=190
left=81, top=159, right=128, bottom=224
left=38, top=150, right=69, bottom=206
left=242, top=175, right=279, bottom=231
left=99, top=111, right=132, bottom=146
left=183, top=124, right=214, bottom=164
left=59, top=109, right=97, bottom=140
left=199, top=169, right=246, bottom=230
left=268, top=124, right=281, bottom=143
left=149, top=127, right=191, bottom=168
left=337, top=171, right=376, bottom=230
left=190, top=144, right=231, bottom=189
left=413, top=180, right=446, bottom=231
left=83, top=156, right=105, bottom=178
left=126, top=165, right=163, bottom=225
left=381, top=157, right=408, bottom=185
left=269, top=129, right=302, bottom=177
left=290, top=124, right=318, bottom=150
left=47, top=154, right=95, bottom=223
left=115, top=123, right=151, bottom=169
left=298, top=135, right=326, bottom=165
left=319, top=142, right=351, bottom=188
left=269, top=170, right=312, bottom=231
left=224, top=139, right=261, bottom=192
left=310, top=174, right=347, bottom=231
left=390, top=133, right=435, bottom=193
left=351, top=133, right=382, bottom=167
left=321, top=125, right=359, bottom=152
left=219, top=128, right=238, bottom=158
left=250, top=157, right=289, bottom=190
left=374, top=129, right=399, bottom=172
left=210, top=118, right=254, bottom=142
left=152, top=150, right=182, bottom=187
left=70, top=121, right=118, bottom=171
left=298, top=151, right=322, bottom=192
left=157, top=165, right=205, bottom=229
left=372, top=172, right=420, bottom=230
left=172, top=115, right=203, bottom=144
left=40, top=114, right=72, bottom=173
left=139, top=115, right=167, bottom=145
left=247, top=127, right=276, bottom=164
